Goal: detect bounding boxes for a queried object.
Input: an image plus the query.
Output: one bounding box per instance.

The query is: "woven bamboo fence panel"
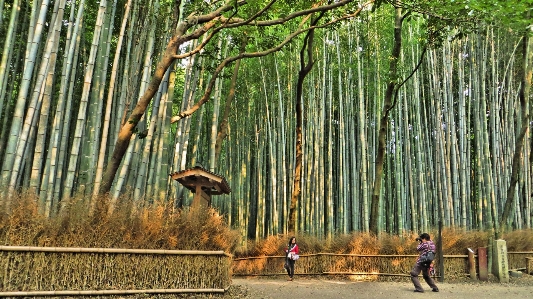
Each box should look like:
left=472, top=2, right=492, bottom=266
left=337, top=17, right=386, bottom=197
left=508, top=252, right=533, bottom=270
left=0, top=246, right=232, bottom=292
left=233, top=253, right=471, bottom=280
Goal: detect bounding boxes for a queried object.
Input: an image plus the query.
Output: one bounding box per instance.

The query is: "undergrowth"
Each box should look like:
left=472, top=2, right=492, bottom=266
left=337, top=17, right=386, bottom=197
left=235, top=229, right=533, bottom=257
left=0, top=191, right=240, bottom=252
left=1, top=191, right=532, bottom=256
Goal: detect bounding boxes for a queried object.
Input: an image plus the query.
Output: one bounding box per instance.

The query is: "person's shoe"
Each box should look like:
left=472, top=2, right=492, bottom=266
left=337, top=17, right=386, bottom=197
left=414, top=290, right=424, bottom=293
left=432, top=288, right=439, bottom=292
left=287, top=278, right=293, bottom=281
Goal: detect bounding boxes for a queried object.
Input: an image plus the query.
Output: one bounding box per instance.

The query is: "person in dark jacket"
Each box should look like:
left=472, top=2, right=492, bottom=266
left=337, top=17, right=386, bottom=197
left=411, top=233, right=439, bottom=293
left=284, top=236, right=299, bottom=281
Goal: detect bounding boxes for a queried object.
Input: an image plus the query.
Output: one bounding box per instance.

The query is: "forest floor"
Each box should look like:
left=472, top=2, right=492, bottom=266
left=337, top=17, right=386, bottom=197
left=223, top=274, right=533, bottom=299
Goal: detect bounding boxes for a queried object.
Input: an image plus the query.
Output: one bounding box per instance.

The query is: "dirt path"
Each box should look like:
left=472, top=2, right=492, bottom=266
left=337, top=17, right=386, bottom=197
left=231, top=276, right=533, bottom=299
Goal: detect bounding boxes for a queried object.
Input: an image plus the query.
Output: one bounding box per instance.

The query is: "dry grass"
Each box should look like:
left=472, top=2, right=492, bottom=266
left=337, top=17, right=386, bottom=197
left=236, top=228, right=533, bottom=258
left=0, top=191, right=240, bottom=292
left=0, top=191, right=240, bottom=252
left=3, top=191, right=529, bottom=256
left=1, top=190, right=532, bottom=285
left=503, top=229, right=533, bottom=251
left=233, top=229, right=533, bottom=280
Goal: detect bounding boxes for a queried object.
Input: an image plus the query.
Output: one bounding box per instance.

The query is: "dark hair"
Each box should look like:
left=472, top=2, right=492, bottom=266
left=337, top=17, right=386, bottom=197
left=288, top=236, right=296, bottom=246
left=419, top=233, right=431, bottom=240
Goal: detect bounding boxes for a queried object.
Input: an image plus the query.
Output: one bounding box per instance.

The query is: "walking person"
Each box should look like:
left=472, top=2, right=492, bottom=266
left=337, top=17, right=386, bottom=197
left=284, top=236, right=299, bottom=281
left=411, top=233, right=439, bottom=293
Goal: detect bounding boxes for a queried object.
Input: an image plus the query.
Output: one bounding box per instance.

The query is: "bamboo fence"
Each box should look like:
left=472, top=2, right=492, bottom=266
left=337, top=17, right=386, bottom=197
left=0, top=246, right=232, bottom=296
left=232, top=252, right=533, bottom=281
left=508, top=252, right=533, bottom=271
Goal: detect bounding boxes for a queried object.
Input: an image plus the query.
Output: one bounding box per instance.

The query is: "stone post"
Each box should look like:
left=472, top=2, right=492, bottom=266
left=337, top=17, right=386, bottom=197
left=477, top=247, right=488, bottom=281
left=492, top=239, right=509, bottom=283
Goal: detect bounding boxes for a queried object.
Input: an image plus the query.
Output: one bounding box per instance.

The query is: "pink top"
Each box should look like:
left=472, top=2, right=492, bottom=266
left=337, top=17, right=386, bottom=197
left=286, top=244, right=299, bottom=255
left=416, top=240, right=435, bottom=264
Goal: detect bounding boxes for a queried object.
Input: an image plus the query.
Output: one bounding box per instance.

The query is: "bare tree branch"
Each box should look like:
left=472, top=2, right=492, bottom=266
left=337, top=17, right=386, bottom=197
left=170, top=0, right=374, bottom=123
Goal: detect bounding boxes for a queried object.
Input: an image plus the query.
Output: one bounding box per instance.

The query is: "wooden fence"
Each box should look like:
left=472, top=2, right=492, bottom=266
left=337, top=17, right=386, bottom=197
left=0, top=246, right=232, bottom=297
left=233, top=251, right=533, bottom=281
left=0, top=246, right=530, bottom=296
left=508, top=252, right=533, bottom=271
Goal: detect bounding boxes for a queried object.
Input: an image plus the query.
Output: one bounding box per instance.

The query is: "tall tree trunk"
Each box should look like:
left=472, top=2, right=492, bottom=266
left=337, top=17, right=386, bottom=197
left=499, top=31, right=533, bottom=232
left=99, top=8, right=211, bottom=195
left=288, top=13, right=321, bottom=232
left=370, top=6, right=404, bottom=235
left=274, top=54, right=289, bottom=234
left=93, top=0, right=132, bottom=197
left=209, top=37, right=226, bottom=172
left=214, top=38, right=245, bottom=163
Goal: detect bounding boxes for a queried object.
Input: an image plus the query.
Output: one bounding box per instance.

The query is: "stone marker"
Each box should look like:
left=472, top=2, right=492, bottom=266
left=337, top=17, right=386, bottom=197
left=492, top=239, right=509, bottom=283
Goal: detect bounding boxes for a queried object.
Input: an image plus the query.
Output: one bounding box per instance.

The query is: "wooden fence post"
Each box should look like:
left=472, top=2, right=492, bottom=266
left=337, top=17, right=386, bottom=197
left=526, top=257, right=532, bottom=275
left=437, top=221, right=444, bottom=282
left=477, top=247, right=488, bottom=281
left=467, top=248, right=476, bottom=280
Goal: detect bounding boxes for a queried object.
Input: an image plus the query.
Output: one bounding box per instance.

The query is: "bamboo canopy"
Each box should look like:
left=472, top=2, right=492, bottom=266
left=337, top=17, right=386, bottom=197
left=170, top=166, right=231, bottom=207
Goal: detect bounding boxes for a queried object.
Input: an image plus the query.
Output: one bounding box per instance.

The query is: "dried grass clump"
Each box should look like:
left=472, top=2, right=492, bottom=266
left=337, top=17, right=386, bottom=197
left=345, top=232, right=380, bottom=254
left=326, top=233, right=354, bottom=252
left=247, top=235, right=285, bottom=256
left=0, top=192, right=46, bottom=244
left=294, top=234, right=323, bottom=254
left=239, top=233, right=327, bottom=258
left=236, top=229, right=533, bottom=265
left=379, top=233, right=414, bottom=254
left=503, top=229, right=533, bottom=251
left=0, top=190, right=240, bottom=252
left=437, top=228, right=491, bottom=254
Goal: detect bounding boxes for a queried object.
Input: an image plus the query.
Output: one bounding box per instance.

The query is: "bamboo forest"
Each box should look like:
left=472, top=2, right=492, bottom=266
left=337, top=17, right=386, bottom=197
left=0, top=0, right=532, bottom=240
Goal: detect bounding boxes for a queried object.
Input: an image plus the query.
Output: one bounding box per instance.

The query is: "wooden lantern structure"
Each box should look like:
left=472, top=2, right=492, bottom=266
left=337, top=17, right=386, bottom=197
left=169, top=166, right=231, bottom=207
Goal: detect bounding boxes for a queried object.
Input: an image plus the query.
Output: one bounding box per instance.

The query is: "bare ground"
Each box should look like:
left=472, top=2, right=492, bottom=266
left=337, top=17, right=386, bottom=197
left=226, top=274, right=533, bottom=299
left=54, top=274, right=533, bottom=299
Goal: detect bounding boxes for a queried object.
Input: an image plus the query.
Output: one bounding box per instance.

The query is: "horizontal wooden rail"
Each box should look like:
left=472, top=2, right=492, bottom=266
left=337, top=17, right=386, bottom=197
left=325, top=272, right=413, bottom=277
left=233, top=272, right=443, bottom=278
left=0, top=245, right=232, bottom=257
left=234, top=251, right=533, bottom=261
left=0, top=288, right=227, bottom=297
left=233, top=253, right=469, bottom=260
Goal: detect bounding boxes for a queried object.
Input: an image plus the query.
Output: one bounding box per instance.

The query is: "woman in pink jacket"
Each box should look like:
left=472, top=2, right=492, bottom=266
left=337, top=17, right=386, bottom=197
left=284, top=236, right=299, bottom=281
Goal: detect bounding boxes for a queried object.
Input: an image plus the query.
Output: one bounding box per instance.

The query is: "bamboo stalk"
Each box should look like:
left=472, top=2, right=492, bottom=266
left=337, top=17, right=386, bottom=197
left=0, top=246, right=232, bottom=257
left=0, top=288, right=227, bottom=297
